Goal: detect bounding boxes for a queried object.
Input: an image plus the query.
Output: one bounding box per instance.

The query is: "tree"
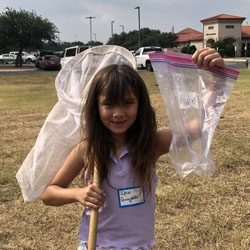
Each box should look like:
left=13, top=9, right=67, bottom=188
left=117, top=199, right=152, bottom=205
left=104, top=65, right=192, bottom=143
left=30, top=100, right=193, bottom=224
left=159, top=32, right=178, bottom=48
left=225, top=44, right=235, bottom=57
left=87, top=41, right=103, bottom=46
left=212, top=40, right=225, bottom=51
left=187, top=45, right=197, bottom=54
left=0, top=8, right=58, bottom=66
left=106, top=28, right=177, bottom=51
left=212, top=40, right=226, bottom=57
left=181, top=46, right=188, bottom=54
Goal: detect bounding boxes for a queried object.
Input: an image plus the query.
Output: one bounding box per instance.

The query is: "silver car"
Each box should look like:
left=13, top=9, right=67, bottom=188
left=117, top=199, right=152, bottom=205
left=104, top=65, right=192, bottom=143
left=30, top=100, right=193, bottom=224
left=0, top=54, right=16, bottom=64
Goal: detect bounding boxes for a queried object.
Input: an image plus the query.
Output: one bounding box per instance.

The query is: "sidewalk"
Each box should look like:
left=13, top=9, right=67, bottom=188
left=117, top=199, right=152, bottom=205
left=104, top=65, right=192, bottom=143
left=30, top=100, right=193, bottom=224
left=223, top=58, right=246, bottom=62
left=0, top=64, right=38, bottom=72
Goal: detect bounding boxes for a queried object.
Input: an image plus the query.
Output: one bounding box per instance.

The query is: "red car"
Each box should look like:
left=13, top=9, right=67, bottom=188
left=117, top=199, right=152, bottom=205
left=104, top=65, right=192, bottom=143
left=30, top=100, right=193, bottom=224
left=38, top=55, right=61, bottom=70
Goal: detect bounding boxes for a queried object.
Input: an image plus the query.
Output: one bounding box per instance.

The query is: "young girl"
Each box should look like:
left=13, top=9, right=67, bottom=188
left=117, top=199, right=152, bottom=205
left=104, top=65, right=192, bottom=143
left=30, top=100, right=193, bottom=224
left=41, top=48, right=224, bottom=250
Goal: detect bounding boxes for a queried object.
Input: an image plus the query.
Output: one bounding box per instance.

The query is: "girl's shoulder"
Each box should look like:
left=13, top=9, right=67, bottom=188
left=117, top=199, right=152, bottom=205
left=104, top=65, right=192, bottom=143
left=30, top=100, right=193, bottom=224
left=155, top=129, right=172, bottom=158
left=75, top=140, right=88, bottom=161
left=65, top=140, right=88, bottom=166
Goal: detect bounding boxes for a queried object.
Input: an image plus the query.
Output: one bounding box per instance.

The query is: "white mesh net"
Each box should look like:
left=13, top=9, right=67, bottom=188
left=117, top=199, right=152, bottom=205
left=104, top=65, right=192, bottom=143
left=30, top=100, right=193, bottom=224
left=16, top=45, right=136, bottom=202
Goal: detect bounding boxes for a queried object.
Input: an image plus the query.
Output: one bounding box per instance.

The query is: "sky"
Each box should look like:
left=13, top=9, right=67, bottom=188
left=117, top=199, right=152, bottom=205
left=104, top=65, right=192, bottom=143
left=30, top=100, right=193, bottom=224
left=1, top=0, right=250, bottom=44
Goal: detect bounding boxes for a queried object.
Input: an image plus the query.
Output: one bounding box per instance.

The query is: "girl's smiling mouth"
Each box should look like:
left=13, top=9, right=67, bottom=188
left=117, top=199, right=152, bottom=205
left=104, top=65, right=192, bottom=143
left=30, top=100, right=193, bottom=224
left=111, top=120, right=127, bottom=126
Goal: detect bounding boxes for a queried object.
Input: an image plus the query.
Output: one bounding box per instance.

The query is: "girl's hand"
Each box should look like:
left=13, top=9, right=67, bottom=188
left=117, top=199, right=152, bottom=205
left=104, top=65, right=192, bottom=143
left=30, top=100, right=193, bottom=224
left=192, top=48, right=225, bottom=68
left=75, top=184, right=105, bottom=210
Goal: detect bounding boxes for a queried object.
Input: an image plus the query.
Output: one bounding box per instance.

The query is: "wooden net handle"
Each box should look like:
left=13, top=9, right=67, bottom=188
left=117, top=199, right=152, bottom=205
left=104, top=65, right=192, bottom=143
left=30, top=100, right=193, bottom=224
left=88, top=165, right=100, bottom=250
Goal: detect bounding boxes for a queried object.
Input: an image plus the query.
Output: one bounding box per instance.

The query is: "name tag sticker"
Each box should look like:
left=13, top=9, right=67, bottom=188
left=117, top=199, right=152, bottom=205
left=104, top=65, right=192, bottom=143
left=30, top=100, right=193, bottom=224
left=118, top=186, right=145, bottom=208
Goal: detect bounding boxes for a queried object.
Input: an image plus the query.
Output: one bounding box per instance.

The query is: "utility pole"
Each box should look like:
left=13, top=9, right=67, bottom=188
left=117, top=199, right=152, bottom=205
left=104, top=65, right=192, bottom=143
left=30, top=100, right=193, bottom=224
left=86, top=16, right=96, bottom=44
left=111, top=20, right=115, bottom=45
left=120, top=25, right=124, bottom=33
left=134, top=6, right=141, bottom=48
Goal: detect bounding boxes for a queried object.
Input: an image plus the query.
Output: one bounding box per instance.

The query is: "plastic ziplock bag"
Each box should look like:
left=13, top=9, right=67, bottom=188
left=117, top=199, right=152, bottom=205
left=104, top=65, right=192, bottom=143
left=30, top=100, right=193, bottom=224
left=16, top=45, right=136, bottom=202
left=149, top=52, right=239, bottom=179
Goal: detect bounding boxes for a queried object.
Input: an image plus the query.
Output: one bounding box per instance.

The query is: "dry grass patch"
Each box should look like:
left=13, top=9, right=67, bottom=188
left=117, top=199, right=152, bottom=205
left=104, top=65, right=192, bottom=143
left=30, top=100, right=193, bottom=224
left=1, top=70, right=250, bottom=249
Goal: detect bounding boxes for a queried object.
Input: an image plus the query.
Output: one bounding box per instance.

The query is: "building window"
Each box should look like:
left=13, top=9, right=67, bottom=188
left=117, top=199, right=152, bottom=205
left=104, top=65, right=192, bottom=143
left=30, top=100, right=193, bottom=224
left=208, top=26, right=214, bottom=30
left=226, top=25, right=234, bottom=29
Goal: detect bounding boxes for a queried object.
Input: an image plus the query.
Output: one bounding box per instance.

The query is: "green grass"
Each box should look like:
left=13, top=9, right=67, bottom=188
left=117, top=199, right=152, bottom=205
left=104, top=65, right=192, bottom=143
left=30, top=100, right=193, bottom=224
left=0, top=70, right=250, bottom=249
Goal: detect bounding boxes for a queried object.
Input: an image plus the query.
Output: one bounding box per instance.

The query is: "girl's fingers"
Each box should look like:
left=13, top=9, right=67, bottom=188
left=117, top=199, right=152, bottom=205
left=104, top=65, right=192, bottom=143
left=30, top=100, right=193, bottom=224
left=76, top=185, right=105, bottom=208
left=84, top=201, right=101, bottom=210
left=90, top=185, right=105, bottom=196
left=84, top=185, right=105, bottom=206
left=88, top=186, right=105, bottom=201
left=193, top=48, right=215, bottom=67
left=192, top=48, right=224, bottom=68
left=192, top=48, right=210, bottom=65
left=207, top=57, right=225, bottom=67
left=85, top=195, right=104, bottom=207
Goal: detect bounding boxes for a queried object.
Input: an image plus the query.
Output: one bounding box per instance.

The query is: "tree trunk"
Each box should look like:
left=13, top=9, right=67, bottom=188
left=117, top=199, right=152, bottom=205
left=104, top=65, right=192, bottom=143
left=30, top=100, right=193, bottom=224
left=15, top=50, right=23, bottom=67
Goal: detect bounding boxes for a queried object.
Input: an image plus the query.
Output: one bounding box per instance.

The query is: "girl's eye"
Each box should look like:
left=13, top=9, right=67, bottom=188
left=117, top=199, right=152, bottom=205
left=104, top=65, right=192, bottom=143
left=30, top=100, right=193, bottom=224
left=124, top=101, right=134, bottom=105
left=124, top=98, right=137, bottom=105
left=102, top=102, right=112, bottom=107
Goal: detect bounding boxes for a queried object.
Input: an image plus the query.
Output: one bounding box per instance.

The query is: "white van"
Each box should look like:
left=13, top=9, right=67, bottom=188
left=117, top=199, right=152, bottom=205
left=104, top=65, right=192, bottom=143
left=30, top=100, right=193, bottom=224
left=60, top=46, right=90, bottom=68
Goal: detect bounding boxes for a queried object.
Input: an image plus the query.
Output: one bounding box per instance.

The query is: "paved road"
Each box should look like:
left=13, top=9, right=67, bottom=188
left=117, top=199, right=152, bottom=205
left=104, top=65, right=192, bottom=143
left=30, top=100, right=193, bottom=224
left=0, top=63, right=60, bottom=76
left=224, top=59, right=247, bottom=69
left=0, top=59, right=248, bottom=76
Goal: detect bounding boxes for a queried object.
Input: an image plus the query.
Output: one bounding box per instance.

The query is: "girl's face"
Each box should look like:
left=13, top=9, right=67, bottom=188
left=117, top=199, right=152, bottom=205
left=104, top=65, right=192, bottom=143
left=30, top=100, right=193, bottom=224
left=98, top=90, right=139, bottom=140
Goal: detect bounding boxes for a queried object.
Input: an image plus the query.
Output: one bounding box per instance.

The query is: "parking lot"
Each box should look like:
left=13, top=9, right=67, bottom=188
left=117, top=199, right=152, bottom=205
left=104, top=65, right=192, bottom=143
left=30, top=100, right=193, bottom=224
left=0, top=63, right=60, bottom=75
left=0, top=58, right=247, bottom=77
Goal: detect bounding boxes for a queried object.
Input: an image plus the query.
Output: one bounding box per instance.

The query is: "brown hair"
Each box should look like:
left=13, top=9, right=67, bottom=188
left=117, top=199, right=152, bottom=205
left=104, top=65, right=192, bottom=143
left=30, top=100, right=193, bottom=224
left=81, top=64, right=157, bottom=194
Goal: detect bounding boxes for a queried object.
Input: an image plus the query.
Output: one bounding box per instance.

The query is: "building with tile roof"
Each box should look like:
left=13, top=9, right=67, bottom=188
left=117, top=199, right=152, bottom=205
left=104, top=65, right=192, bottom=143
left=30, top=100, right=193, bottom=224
left=174, top=14, right=250, bottom=56
left=174, top=28, right=203, bottom=50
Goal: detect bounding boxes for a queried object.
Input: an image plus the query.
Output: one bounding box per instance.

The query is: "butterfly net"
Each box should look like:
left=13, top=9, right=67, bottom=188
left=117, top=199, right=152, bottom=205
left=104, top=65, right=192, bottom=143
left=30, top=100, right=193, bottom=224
left=16, top=45, right=136, bottom=202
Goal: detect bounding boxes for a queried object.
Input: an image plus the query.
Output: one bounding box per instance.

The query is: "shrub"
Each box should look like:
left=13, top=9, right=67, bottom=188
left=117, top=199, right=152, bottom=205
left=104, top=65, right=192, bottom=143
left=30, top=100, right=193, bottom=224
left=225, top=44, right=235, bottom=57
left=181, top=45, right=197, bottom=55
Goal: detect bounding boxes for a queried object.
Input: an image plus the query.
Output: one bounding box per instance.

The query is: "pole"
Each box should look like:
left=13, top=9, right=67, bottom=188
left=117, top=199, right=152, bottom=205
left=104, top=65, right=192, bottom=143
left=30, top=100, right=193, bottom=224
left=111, top=20, right=115, bottom=45
left=135, top=6, right=141, bottom=48
left=120, top=25, right=124, bottom=33
left=86, top=17, right=96, bottom=44
left=88, top=165, right=100, bottom=250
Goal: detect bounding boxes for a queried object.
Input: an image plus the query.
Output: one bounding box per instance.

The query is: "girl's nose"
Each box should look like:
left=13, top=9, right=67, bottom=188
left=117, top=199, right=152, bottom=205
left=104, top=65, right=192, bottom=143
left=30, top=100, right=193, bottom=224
left=112, top=107, right=124, bottom=117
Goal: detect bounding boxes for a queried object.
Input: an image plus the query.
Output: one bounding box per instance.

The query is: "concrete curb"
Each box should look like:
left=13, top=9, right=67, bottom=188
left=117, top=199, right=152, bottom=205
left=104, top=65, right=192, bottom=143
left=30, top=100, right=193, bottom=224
left=223, top=58, right=246, bottom=62
left=0, top=65, right=38, bottom=73
left=0, top=68, right=38, bottom=72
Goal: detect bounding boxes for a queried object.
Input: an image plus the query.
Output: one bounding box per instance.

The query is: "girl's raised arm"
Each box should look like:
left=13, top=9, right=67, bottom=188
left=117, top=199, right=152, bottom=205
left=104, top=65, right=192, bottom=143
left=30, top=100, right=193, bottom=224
left=155, top=129, right=172, bottom=159
left=155, top=48, right=224, bottom=160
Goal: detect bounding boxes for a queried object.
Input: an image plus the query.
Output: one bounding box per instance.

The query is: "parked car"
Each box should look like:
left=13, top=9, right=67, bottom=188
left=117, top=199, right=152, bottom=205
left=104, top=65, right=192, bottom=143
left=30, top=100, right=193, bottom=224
left=134, top=46, right=163, bottom=71
left=38, top=55, right=61, bottom=70
left=0, top=54, right=16, bottom=64
left=9, top=51, right=36, bottom=63
left=130, top=50, right=135, bottom=55
left=54, top=51, right=64, bottom=58
left=60, top=45, right=90, bottom=68
left=246, top=58, right=250, bottom=67
left=35, top=50, right=55, bottom=68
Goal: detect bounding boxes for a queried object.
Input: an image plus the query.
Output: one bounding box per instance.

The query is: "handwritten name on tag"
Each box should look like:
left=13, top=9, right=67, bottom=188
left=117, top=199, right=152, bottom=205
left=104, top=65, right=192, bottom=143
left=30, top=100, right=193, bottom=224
left=178, top=92, right=199, bottom=109
left=118, top=186, right=145, bottom=208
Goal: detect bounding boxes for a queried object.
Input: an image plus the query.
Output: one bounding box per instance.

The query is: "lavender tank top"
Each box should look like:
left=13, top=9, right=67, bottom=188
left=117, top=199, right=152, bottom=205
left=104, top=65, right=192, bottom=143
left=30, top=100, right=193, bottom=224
left=78, top=147, right=158, bottom=250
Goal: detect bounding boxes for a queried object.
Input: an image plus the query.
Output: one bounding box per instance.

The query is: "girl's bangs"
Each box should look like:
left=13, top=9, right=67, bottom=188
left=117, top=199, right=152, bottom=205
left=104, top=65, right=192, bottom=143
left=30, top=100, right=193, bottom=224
left=100, top=71, right=136, bottom=104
